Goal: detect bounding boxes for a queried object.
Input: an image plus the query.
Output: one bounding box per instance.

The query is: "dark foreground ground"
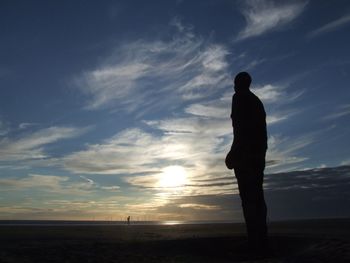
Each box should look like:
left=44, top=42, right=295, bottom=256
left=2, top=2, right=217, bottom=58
left=1, top=219, right=350, bottom=262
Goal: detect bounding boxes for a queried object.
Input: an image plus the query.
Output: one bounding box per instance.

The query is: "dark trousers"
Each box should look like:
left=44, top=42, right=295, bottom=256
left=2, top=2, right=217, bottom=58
left=234, top=166, right=267, bottom=248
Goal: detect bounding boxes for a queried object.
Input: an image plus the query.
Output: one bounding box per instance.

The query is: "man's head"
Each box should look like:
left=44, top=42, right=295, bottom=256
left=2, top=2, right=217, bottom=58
left=234, top=72, right=252, bottom=93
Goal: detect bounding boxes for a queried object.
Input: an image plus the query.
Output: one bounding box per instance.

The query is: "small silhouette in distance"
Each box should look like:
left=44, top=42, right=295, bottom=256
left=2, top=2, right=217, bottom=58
left=225, top=72, right=268, bottom=255
left=127, top=216, right=130, bottom=225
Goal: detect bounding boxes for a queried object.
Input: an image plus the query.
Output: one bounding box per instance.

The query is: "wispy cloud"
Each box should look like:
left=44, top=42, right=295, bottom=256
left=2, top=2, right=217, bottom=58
left=63, top=123, right=229, bottom=175
left=18, top=122, right=38, bottom=130
left=2, top=166, right=349, bottom=221
left=60, top=115, right=236, bottom=203
left=0, top=174, right=92, bottom=195
left=184, top=93, right=231, bottom=119
left=63, top=128, right=165, bottom=175
left=266, top=134, right=313, bottom=173
left=75, top=21, right=230, bottom=113
left=100, top=186, right=120, bottom=191
left=253, top=84, right=304, bottom=104
left=62, top=110, right=310, bottom=199
left=0, top=173, right=119, bottom=195
left=237, top=0, right=307, bottom=40
left=0, top=126, right=86, bottom=162
left=64, top=76, right=307, bottom=196
left=308, top=13, right=350, bottom=38
left=185, top=83, right=301, bottom=126
left=79, top=175, right=120, bottom=191
left=178, top=203, right=219, bottom=210
left=323, top=104, right=350, bottom=121
left=128, top=165, right=350, bottom=221
left=252, top=84, right=283, bottom=103
left=64, top=17, right=311, bottom=212
left=251, top=84, right=303, bottom=125
left=79, top=175, right=95, bottom=185
left=0, top=174, right=68, bottom=190
left=341, top=159, right=350, bottom=166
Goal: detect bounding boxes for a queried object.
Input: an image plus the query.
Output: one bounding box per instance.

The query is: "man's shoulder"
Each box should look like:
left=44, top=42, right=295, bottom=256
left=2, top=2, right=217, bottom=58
left=233, top=91, right=263, bottom=105
left=249, top=91, right=264, bottom=104
left=249, top=90, right=259, bottom=98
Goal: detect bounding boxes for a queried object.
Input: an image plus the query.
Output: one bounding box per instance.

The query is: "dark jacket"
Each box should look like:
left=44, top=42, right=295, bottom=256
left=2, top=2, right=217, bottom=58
left=230, top=90, right=267, bottom=168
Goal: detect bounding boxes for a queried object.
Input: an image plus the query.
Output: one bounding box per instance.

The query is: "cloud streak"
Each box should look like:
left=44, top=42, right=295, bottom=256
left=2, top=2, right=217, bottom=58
left=0, top=173, right=120, bottom=195
left=126, top=165, right=350, bottom=220
left=308, top=13, right=350, bottom=38
left=2, top=166, right=350, bottom=221
left=0, top=174, right=92, bottom=195
left=237, top=0, right=307, bottom=40
left=266, top=134, right=313, bottom=173
left=323, top=104, right=350, bottom=121
left=0, top=126, right=86, bottom=162
left=76, top=21, right=230, bottom=113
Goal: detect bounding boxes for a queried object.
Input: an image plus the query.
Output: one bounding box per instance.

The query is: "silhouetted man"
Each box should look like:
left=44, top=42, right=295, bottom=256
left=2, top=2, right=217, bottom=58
left=225, top=72, right=268, bottom=252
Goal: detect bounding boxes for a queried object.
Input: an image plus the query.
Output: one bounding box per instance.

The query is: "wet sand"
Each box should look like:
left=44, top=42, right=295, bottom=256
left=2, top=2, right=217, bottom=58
left=1, top=219, right=349, bottom=262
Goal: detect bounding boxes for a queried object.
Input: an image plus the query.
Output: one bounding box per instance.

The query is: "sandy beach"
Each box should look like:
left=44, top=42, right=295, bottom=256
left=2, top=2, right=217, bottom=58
left=0, top=219, right=349, bottom=262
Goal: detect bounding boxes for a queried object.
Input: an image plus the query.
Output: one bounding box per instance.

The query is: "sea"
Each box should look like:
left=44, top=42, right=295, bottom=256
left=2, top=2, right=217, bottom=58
left=0, top=220, right=237, bottom=226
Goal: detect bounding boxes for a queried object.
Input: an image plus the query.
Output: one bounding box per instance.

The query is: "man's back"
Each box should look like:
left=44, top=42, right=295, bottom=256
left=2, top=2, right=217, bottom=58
left=231, top=90, right=267, bottom=161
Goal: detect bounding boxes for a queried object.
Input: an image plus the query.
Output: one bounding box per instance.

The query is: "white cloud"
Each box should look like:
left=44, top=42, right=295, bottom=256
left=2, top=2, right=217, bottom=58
left=266, top=134, right=313, bottom=173
left=79, top=175, right=94, bottom=185
left=63, top=125, right=228, bottom=176
left=185, top=85, right=297, bottom=128
left=0, top=174, right=69, bottom=190
left=341, top=159, right=350, bottom=166
left=60, top=115, right=236, bottom=201
left=0, top=174, right=94, bottom=195
left=61, top=110, right=310, bottom=199
left=64, top=76, right=308, bottom=192
left=266, top=114, right=288, bottom=125
left=0, top=173, right=120, bottom=196
left=2, top=166, right=349, bottom=221
left=75, top=21, right=230, bottom=113
left=178, top=203, right=219, bottom=210
left=185, top=95, right=231, bottom=119
left=18, top=123, right=37, bottom=130
left=100, top=186, right=120, bottom=191
left=237, top=0, right=307, bottom=40
left=252, top=84, right=283, bottom=103
left=251, top=84, right=303, bottom=126
left=308, top=13, right=350, bottom=38
left=65, top=15, right=309, bottom=202
left=63, top=128, right=162, bottom=175
left=0, top=126, right=86, bottom=162
left=323, top=104, right=350, bottom=121
left=170, top=16, right=187, bottom=33
left=145, top=117, right=230, bottom=137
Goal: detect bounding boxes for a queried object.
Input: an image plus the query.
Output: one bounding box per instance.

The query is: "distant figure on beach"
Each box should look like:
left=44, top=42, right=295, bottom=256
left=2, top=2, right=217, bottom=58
left=127, top=216, right=130, bottom=225
left=225, top=72, right=268, bottom=251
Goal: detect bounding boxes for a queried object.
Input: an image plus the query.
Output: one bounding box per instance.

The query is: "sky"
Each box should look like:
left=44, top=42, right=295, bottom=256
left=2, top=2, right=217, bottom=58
left=0, top=0, right=350, bottom=221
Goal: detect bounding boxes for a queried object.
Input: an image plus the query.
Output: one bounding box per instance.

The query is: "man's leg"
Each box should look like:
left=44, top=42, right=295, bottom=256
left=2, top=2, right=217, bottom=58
left=234, top=167, right=267, bottom=249
left=255, top=168, right=268, bottom=246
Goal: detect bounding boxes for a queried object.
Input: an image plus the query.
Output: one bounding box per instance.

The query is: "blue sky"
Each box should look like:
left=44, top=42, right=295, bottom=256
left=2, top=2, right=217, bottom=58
left=0, top=0, right=350, bottom=221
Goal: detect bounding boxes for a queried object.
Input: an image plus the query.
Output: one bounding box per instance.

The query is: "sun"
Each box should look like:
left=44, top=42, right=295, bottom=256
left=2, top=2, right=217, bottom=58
left=158, top=165, right=187, bottom=188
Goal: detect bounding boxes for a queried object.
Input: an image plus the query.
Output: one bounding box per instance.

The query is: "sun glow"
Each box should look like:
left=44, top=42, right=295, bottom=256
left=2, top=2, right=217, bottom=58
left=158, top=165, right=187, bottom=188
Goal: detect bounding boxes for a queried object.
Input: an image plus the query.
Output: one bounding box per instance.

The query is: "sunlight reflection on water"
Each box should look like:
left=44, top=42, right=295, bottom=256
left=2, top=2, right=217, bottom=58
left=161, top=220, right=184, bottom=225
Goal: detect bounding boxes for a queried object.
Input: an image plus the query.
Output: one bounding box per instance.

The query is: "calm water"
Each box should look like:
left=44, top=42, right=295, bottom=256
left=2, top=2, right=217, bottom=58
left=0, top=220, right=236, bottom=226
